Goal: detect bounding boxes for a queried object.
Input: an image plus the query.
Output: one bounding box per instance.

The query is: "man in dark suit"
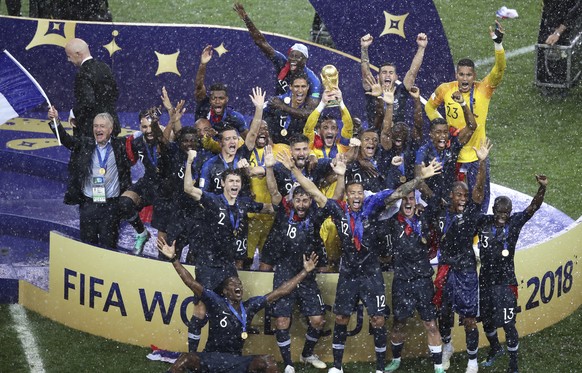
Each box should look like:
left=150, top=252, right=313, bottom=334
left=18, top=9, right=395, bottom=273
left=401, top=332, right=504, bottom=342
left=48, top=106, right=131, bottom=249
left=65, top=38, right=120, bottom=137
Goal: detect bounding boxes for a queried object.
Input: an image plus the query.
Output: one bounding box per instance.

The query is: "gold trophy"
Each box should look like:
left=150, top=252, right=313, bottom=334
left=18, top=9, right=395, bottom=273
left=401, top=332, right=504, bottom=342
left=320, top=64, right=340, bottom=107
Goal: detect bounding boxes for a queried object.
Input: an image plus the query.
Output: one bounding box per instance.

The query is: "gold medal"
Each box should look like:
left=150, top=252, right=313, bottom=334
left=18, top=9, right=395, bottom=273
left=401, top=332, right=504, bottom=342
left=233, top=230, right=238, bottom=237
left=99, top=168, right=106, bottom=175
left=502, top=249, right=509, bottom=257
left=399, top=175, right=407, bottom=183
left=281, top=129, right=288, bottom=136
left=421, top=237, right=427, bottom=244
left=241, top=331, right=248, bottom=340
left=441, top=235, right=446, bottom=241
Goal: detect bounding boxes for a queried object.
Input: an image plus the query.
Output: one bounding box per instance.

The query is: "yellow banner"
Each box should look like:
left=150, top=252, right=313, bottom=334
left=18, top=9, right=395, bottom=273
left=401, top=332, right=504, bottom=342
left=19, top=226, right=582, bottom=361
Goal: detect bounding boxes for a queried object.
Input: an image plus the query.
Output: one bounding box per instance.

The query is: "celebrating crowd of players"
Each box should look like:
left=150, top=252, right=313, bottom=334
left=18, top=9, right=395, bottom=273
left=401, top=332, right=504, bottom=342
left=47, top=4, right=549, bottom=373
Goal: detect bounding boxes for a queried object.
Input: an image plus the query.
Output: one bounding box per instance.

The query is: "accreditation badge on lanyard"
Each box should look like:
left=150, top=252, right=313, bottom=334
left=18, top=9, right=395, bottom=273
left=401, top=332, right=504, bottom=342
left=92, top=176, right=107, bottom=203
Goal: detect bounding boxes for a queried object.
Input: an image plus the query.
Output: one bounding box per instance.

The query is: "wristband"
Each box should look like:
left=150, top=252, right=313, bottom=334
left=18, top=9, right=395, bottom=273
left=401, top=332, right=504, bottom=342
left=460, top=101, right=466, bottom=107
left=169, top=255, right=178, bottom=263
left=361, top=58, right=369, bottom=63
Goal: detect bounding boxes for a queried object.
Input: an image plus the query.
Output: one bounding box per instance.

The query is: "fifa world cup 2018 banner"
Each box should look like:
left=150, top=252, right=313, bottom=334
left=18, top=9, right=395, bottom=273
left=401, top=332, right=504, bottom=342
left=19, top=229, right=581, bottom=361
left=0, top=7, right=453, bottom=126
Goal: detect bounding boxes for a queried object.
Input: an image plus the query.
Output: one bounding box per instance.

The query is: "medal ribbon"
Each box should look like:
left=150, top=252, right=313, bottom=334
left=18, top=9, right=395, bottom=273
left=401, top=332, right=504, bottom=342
left=442, top=211, right=457, bottom=239
left=252, top=148, right=264, bottom=167
left=96, top=143, right=112, bottom=172
left=492, top=225, right=509, bottom=251
left=144, top=140, right=158, bottom=167
left=288, top=209, right=310, bottom=230
left=345, top=207, right=363, bottom=251
left=404, top=216, right=422, bottom=237
left=225, top=299, right=247, bottom=334
left=219, top=153, right=239, bottom=171
left=398, top=152, right=405, bottom=177
left=322, top=144, right=338, bottom=159
left=220, top=195, right=241, bottom=234
left=469, top=86, right=475, bottom=113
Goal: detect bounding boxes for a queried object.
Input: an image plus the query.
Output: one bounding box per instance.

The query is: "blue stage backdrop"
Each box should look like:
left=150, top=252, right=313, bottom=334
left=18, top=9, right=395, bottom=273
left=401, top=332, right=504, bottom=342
left=0, top=6, right=453, bottom=128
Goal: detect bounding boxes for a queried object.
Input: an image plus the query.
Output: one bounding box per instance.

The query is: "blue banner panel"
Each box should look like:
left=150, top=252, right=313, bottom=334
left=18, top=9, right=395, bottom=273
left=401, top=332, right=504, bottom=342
left=310, top=0, right=455, bottom=91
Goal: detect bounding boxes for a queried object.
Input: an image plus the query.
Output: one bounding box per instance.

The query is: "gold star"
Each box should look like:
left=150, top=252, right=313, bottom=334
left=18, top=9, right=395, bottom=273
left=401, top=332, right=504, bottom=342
left=103, top=30, right=122, bottom=57
left=154, top=50, right=181, bottom=77
left=379, top=11, right=409, bottom=39
left=214, top=43, right=228, bottom=57
left=26, top=19, right=76, bottom=50
left=52, top=23, right=61, bottom=31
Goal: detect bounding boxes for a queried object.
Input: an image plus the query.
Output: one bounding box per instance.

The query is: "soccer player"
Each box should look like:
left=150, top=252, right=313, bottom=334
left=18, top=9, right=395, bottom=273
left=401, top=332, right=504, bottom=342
left=431, top=139, right=491, bottom=373
left=277, top=150, right=442, bottom=373
left=199, top=87, right=265, bottom=195
left=477, top=175, right=548, bottom=373
left=344, top=128, right=384, bottom=192
left=303, top=87, right=354, bottom=160
left=259, top=145, right=343, bottom=372
left=234, top=2, right=321, bottom=114
left=415, top=90, right=477, bottom=204
left=360, top=32, right=428, bottom=128
left=383, top=190, right=444, bottom=373
left=425, top=21, right=506, bottom=212
left=183, top=149, right=273, bottom=352
left=157, top=237, right=319, bottom=373
left=194, top=45, right=248, bottom=136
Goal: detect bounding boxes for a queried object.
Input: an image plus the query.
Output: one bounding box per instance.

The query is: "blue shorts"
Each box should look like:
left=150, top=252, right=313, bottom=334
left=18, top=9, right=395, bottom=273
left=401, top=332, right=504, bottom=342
left=198, top=351, right=254, bottom=373
left=442, top=269, right=479, bottom=317
left=479, top=284, right=518, bottom=328
left=392, top=277, right=437, bottom=321
left=271, top=277, right=324, bottom=318
left=333, top=271, right=388, bottom=317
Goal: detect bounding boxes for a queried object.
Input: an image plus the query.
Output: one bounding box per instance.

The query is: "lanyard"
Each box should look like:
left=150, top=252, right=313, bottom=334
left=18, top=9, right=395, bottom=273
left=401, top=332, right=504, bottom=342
left=469, top=86, right=475, bottom=113
left=322, top=144, right=338, bottom=159
left=96, top=143, right=112, bottom=171
left=404, top=216, right=422, bottom=237
left=345, top=206, right=363, bottom=251
left=492, top=225, right=509, bottom=251
left=219, top=153, right=239, bottom=171
left=225, top=299, right=247, bottom=333
left=288, top=209, right=310, bottom=230
left=441, top=211, right=457, bottom=240
left=252, top=148, right=264, bottom=167
left=144, top=140, right=158, bottom=167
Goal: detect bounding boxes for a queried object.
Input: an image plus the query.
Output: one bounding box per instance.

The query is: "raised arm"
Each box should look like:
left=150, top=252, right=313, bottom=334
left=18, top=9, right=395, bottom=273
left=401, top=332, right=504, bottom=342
left=264, top=145, right=282, bottom=206
left=402, top=33, right=428, bottom=90
left=269, top=96, right=314, bottom=119
left=525, top=175, right=548, bottom=216
left=380, top=84, right=395, bottom=150
left=163, top=99, right=186, bottom=143
left=194, top=45, right=213, bottom=102
left=471, top=138, right=492, bottom=205
left=265, top=252, right=318, bottom=303
left=484, top=20, right=506, bottom=88
left=47, top=106, right=78, bottom=150
left=360, top=34, right=374, bottom=90
left=157, top=237, right=204, bottom=296
left=184, top=150, right=203, bottom=200
left=245, top=87, right=266, bottom=151
left=331, top=153, right=347, bottom=200
left=336, top=88, right=353, bottom=140
left=408, top=86, right=424, bottom=142
left=276, top=151, right=328, bottom=208
left=451, top=90, right=477, bottom=145
left=385, top=159, right=442, bottom=205
left=303, top=90, right=334, bottom=146
left=233, top=2, right=275, bottom=58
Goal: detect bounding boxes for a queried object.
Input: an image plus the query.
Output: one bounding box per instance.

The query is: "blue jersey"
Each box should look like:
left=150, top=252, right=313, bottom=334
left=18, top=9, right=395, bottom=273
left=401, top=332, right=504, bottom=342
left=199, top=145, right=252, bottom=194
left=263, top=91, right=307, bottom=145
left=201, top=289, right=267, bottom=354
left=129, top=134, right=162, bottom=181
left=345, top=159, right=384, bottom=193
left=197, top=192, right=263, bottom=267
left=365, top=83, right=410, bottom=125
left=477, top=211, right=532, bottom=286
left=271, top=50, right=322, bottom=98
left=195, top=96, right=247, bottom=134
left=262, top=198, right=327, bottom=280
left=415, top=137, right=463, bottom=201
left=320, top=190, right=394, bottom=276
left=273, top=159, right=331, bottom=197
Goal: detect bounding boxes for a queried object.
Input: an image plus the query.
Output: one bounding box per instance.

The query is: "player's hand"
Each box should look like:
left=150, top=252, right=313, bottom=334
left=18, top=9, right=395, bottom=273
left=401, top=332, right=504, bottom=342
left=264, top=145, right=276, bottom=168
left=187, top=149, right=197, bottom=163
left=473, top=138, right=492, bottom=161
left=303, top=252, right=319, bottom=272
left=48, top=106, right=59, bottom=120
left=200, top=45, right=213, bottom=64
left=419, top=159, right=442, bottom=179
left=360, top=33, right=373, bottom=48
left=276, top=150, right=295, bottom=170
left=416, top=33, right=428, bottom=48
left=237, top=158, right=250, bottom=169
left=249, top=86, right=266, bottom=108
left=331, top=153, right=347, bottom=176
left=409, top=86, right=420, bottom=100
left=391, top=155, right=403, bottom=167
left=157, top=237, right=177, bottom=260
left=364, top=74, right=382, bottom=97
left=381, top=84, right=395, bottom=105
left=169, top=100, right=186, bottom=123
left=535, top=174, right=548, bottom=187
left=451, top=90, right=465, bottom=105
left=233, top=2, right=247, bottom=19
left=489, top=20, right=504, bottom=43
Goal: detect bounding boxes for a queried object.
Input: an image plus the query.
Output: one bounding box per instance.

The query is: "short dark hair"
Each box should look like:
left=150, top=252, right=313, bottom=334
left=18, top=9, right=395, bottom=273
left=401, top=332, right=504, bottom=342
left=175, top=126, right=198, bottom=144
left=457, top=58, right=475, bottom=69
left=316, top=114, right=337, bottom=129
left=138, top=109, right=149, bottom=121
left=222, top=168, right=244, bottom=182
left=493, top=196, right=512, bottom=211
left=218, top=125, right=239, bottom=139
left=292, top=185, right=310, bottom=198
left=430, top=118, right=448, bottom=128
left=209, top=83, right=228, bottom=95
left=289, top=133, right=310, bottom=146
left=379, top=61, right=397, bottom=72
left=290, top=72, right=309, bottom=85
